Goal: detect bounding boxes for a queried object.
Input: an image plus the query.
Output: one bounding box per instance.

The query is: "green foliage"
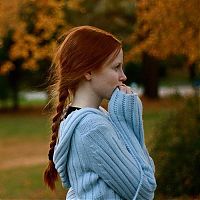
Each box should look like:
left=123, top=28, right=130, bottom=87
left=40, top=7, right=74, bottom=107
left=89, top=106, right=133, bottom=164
left=152, top=96, right=200, bottom=197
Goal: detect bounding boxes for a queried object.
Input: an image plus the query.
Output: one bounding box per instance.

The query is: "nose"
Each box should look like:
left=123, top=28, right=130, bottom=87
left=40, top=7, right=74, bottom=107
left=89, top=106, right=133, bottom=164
left=119, top=70, right=127, bottom=82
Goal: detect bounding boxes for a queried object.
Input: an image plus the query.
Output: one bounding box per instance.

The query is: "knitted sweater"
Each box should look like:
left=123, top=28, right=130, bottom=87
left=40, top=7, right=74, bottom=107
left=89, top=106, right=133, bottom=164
left=53, top=88, right=157, bottom=200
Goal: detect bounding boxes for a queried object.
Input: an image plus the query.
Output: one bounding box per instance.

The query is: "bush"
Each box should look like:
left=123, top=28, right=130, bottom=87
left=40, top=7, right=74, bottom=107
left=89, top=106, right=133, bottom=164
left=151, top=96, right=200, bottom=197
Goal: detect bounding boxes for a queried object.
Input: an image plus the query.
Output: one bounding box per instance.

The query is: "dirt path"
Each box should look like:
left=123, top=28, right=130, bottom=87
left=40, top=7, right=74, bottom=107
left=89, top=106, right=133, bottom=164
left=0, top=139, right=48, bottom=170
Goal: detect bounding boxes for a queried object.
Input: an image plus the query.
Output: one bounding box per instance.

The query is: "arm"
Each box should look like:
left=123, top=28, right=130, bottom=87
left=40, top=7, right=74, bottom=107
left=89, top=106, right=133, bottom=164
left=108, top=88, right=155, bottom=171
left=80, top=123, right=156, bottom=200
left=66, top=187, right=76, bottom=200
left=108, top=88, right=145, bottom=146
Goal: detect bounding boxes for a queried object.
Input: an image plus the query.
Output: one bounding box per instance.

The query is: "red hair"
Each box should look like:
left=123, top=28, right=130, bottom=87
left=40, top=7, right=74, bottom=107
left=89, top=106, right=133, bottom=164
left=43, top=25, right=122, bottom=190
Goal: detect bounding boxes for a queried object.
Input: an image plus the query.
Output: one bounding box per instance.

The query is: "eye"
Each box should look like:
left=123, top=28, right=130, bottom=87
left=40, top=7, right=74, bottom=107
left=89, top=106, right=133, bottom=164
left=114, top=64, right=121, bottom=71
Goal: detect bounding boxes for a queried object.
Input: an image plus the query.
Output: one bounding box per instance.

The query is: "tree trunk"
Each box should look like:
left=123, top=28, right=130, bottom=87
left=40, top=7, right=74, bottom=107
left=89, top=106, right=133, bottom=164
left=188, top=62, right=196, bottom=82
left=142, top=52, right=159, bottom=99
left=8, top=62, right=21, bottom=110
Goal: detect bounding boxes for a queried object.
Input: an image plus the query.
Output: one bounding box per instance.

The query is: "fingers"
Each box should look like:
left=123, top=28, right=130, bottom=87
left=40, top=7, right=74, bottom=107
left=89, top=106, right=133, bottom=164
left=118, top=84, right=133, bottom=94
left=118, top=84, right=127, bottom=93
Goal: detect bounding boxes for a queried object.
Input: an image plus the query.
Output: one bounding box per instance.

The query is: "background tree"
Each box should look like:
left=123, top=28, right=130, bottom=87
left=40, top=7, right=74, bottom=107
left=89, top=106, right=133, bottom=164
left=0, top=0, right=67, bottom=109
left=0, top=0, right=137, bottom=109
left=63, top=0, right=136, bottom=39
left=126, top=0, right=200, bottom=98
left=2, top=0, right=198, bottom=102
left=62, top=0, right=138, bottom=88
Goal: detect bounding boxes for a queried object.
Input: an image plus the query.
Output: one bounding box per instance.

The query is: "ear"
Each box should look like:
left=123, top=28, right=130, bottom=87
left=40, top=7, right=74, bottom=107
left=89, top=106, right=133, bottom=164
left=84, top=71, right=92, bottom=81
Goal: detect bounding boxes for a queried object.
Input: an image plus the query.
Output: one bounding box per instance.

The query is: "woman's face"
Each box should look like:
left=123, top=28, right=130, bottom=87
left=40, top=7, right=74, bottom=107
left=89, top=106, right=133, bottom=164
left=90, top=48, right=127, bottom=100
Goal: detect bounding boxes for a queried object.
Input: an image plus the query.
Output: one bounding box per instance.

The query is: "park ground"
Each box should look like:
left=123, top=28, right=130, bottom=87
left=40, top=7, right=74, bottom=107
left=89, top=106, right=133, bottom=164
left=0, top=96, right=198, bottom=199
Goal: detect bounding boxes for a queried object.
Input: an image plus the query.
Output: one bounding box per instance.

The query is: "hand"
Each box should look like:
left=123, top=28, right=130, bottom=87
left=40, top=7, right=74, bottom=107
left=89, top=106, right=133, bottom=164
left=118, top=84, right=133, bottom=94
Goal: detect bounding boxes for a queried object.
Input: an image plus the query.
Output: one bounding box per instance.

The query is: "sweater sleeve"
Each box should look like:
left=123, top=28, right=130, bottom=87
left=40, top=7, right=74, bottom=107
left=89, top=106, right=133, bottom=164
left=108, top=88, right=155, bottom=172
left=80, top=123, right=156, bottom=200
left=108, top=88, right=145, bottom=147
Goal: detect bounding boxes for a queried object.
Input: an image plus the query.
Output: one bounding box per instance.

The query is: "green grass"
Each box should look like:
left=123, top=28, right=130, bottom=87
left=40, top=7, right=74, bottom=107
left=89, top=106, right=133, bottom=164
left=0, top=106, right=166, bottom=143
left=19, top=98, right=47, bottom=106
left=143, top=108, right=173, bottom=151
left=0, top=97, right=47, bottom=109
left=143, top=109, right=168, bottom=133
left=0, top=113, right=50, bottom=140
left=0, top=164, right=66, bottom=199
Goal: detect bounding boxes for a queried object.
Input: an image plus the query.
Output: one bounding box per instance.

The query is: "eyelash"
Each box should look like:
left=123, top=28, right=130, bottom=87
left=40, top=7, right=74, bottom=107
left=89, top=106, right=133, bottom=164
left=114, top=65, right=121, bottom=71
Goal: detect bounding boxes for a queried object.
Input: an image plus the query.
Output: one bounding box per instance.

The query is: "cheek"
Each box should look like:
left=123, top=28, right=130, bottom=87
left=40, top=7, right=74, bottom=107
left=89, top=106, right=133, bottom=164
left=103, top=75, right=119, bottom=97
left=92, top=70, right=119, bottom=98
left=106, top=73, right=119, bottom=87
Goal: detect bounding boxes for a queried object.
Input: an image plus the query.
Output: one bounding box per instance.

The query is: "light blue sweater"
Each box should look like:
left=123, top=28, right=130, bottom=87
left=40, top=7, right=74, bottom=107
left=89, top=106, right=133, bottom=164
left=53, top=88, right=157, bottom=200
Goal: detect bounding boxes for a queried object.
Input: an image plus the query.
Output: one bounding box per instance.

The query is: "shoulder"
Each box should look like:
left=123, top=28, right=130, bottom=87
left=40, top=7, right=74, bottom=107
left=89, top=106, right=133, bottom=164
left=77, top=111, right=112, bottom=136
left=77, top=116, right=118, bottom=151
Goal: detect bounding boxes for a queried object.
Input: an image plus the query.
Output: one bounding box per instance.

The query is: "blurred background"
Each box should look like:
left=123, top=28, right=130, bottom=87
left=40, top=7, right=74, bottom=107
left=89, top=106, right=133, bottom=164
left=0, top=0, right=199, bottom=199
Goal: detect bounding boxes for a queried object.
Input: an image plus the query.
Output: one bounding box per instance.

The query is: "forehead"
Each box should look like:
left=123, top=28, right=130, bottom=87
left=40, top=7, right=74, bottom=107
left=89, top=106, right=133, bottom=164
left=113, top=49, right=123, bottom=64
left=104, top=48, right=123, bottom=66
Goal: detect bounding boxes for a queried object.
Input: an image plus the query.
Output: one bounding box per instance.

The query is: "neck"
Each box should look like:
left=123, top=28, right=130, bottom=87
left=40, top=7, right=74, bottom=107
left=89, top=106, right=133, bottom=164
left=71, top=82, right=102, bottom=109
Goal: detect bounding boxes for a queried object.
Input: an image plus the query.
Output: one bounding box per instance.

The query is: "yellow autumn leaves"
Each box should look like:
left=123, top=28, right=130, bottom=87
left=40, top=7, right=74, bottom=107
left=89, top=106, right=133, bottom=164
left=0, top=0, right=199, bottom=75
left=126, top=0, right=200, bottom=64
left=0, top=0, right=66, bottom=74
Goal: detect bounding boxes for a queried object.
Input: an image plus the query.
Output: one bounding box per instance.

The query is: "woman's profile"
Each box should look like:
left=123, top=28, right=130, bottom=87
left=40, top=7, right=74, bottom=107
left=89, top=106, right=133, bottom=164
left=44, top=25, right=157, bottom=200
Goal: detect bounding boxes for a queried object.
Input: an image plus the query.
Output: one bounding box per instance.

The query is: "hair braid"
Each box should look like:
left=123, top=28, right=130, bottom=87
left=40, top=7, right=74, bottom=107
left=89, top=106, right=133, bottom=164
left=44, top=88, right=69, bottom=191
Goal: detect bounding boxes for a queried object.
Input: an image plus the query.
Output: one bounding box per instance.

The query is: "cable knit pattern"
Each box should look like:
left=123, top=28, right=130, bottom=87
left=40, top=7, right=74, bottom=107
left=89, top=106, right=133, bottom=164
left=53, top=88, right=157, bottom=200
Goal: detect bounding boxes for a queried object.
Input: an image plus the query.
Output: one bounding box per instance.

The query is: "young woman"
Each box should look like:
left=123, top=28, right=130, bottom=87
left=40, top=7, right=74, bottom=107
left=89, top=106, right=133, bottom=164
left=44, top=25, right=156, bottom=200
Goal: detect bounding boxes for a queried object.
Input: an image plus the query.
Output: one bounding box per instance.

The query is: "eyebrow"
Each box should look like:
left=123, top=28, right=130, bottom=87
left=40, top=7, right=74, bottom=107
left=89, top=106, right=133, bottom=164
left=115, top=62, right=123, bottom=66
left=115, top=62, right=125, bottom=69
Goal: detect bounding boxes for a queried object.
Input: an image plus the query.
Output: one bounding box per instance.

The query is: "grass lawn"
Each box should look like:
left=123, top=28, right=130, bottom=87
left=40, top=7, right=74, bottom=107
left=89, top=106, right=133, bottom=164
left=0, top=97, right=183, bottom=199
left=0, top=165, right=66, bottom=199
left=0, top=113, right=49, bottom=140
